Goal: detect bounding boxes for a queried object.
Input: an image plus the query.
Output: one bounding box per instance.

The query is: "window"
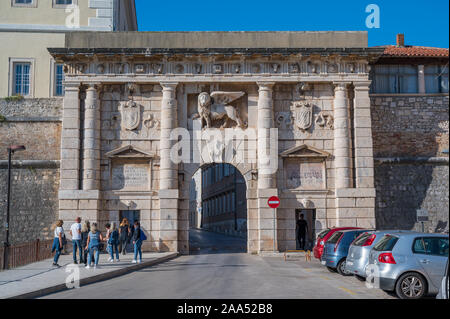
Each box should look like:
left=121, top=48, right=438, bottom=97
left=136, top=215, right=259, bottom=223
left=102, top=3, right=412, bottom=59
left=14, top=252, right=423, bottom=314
left=425, top=65, right=449, bottom=93
left=9, top=58, right=34, bottom=97
left=317, top=229, right=331, bottom=239
left=413, top=237, right=449, bottom=257
left=371, top=64, right=418, bottom=93
left=13, top=62, right=31, bottom=96
left=12, top=0, right=37, bottom=7
left=373, top=235, right=399, bottom=251
left=327, top=232, right=343, bottom=244
left=352, top=233, right=372, bottom=246
left=52, top=0, right=76, bottom=8
left=54, top=63, right=65, bottom=96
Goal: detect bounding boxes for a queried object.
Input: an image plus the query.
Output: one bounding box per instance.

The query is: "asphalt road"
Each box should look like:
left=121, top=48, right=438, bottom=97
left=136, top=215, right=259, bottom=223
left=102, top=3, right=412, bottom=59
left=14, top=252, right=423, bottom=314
left=41, top=229, right=394, bottom=299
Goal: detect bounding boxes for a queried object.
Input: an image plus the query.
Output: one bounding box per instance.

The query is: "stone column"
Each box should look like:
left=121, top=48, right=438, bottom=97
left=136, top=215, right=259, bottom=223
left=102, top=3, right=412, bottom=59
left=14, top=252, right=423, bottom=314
left=82, top=84, right=101, bottom=190
left=333, top=82, right=352, bottom=189
left=160, top=82, right=179, bottom=190
left=158, top=82, right=179, bottom=253
left=256, top=82, right=278, bottom=252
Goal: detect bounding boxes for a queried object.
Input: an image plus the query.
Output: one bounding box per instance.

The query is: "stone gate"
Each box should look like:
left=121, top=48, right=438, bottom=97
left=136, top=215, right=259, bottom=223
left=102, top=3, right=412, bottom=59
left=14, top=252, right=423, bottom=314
left=50, top=31, right=384, bottom=254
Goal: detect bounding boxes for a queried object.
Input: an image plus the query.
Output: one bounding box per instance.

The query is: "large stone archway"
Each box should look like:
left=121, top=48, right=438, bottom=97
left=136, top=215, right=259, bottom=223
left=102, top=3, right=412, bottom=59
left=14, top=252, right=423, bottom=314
left=52, top=32, right=381, bottom=255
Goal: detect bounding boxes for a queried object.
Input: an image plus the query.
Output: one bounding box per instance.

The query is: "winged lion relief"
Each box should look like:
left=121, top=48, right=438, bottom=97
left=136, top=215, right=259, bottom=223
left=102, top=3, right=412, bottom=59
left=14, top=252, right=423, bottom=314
left=193, top=91, right=246, bottom=129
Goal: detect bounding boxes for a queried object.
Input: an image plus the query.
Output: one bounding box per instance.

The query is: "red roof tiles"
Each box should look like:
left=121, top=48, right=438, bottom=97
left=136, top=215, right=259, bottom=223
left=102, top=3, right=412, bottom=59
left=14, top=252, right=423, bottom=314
left=381, top=46, right=449, bottom=58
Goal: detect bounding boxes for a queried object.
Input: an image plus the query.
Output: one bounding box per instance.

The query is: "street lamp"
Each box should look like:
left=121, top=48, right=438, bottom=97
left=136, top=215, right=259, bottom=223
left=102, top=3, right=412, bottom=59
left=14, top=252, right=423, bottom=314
left=3, top=145, right=25, bottom=270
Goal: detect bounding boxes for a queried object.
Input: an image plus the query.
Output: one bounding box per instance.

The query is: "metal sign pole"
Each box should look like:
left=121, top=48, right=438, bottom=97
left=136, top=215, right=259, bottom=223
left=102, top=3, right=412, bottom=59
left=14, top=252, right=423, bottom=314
left=273, top=208, right=276, bottom=252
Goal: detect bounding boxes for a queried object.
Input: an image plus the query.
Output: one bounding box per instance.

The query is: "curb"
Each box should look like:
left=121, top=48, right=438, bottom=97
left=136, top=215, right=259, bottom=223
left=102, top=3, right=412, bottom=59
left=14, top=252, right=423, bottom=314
left=6, top=252, right=179, bottom=299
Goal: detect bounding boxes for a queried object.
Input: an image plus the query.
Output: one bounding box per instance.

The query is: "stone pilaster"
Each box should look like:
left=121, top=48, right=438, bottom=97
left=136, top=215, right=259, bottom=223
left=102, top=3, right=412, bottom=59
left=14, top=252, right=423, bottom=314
left=60, top=83, right=81, bottom=191
left=352, top=81, right=376, bottom=228
left=333, top=82, right=352, bottom=189
left=353, top=81, right=375, bottom=189
left=256, top=82, right=278, bottom=252
left=82, top=84, right=101, bottom=191
left=159, top=82, right=180, bottom=253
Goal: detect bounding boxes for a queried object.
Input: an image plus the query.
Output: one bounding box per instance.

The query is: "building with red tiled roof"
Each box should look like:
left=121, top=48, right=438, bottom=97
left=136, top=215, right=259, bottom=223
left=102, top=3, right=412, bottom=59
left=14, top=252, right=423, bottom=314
left=370, top=34, right=449, bottom=94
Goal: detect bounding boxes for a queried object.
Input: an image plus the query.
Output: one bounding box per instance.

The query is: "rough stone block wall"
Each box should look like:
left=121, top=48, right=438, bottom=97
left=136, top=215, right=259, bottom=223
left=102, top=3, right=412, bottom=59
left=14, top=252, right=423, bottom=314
left=374, top=162, right=448, bottom=233
left=0, top=98, right=61, bottom=244
left=0, top=168, right=60, bottom=244
left=371, top=95, right=449, bottom=157
left=371, top=95, right=449, bottom=233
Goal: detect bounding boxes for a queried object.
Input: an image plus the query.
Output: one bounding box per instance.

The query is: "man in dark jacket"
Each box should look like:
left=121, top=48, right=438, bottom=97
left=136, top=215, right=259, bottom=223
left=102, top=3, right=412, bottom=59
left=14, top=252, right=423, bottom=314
left=296, top=214, right=308, bottom=250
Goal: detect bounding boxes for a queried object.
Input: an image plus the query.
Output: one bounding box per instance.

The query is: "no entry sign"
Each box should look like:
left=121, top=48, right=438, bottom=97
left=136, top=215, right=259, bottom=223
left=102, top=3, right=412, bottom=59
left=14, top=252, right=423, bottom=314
left=267, top=196, right=280, bottom=209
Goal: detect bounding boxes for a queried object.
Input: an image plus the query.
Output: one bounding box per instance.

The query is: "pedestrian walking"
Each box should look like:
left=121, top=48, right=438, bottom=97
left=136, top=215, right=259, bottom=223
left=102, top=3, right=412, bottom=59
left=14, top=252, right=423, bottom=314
left=296, top=214, right=309, bottom=250
left=119, top=218, right=131, bottom=255
left=51, top=220, right=65, bottom=267
left=132, top=221, right=143, bottom=264
left=70, top=217, right=82, bottom=264
left=85, top=223, right=104, bottom=269
left=106, top=222, right=120, bottom=262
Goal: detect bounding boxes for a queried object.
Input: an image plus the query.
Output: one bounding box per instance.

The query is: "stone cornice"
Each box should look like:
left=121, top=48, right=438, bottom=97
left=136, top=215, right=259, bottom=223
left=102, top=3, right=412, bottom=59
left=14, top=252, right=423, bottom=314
left=49, top=47, right=384, bottom=58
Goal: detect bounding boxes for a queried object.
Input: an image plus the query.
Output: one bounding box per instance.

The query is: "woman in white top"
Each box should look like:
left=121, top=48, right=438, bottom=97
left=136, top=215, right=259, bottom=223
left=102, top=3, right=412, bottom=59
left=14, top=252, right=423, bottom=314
left=51, top=220, right=65, bottom=267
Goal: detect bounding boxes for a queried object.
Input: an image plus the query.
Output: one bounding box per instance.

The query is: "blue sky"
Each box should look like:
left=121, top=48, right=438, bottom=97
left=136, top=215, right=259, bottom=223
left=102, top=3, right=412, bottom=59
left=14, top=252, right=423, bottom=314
left=136, top=0, right=449, bottom=48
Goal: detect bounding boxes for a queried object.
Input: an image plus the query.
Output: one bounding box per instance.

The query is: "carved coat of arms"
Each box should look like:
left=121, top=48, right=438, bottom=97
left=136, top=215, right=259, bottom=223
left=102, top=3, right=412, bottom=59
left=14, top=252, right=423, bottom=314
left=119, top=100, right=141, bottom=131
left=294, top=101, right=313, bottom=131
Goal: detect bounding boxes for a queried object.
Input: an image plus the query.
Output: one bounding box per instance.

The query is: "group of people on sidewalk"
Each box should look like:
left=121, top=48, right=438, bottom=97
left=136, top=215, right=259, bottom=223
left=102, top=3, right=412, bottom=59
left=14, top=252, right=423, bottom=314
left=51, top=217, right=146, bottom=269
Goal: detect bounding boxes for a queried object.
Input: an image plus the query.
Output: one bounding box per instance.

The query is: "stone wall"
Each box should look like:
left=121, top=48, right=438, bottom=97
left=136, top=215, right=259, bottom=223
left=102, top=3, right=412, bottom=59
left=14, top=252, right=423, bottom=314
left=371, top=94, right=449, bottom=233
left=0, top=98, right=61, bottom=244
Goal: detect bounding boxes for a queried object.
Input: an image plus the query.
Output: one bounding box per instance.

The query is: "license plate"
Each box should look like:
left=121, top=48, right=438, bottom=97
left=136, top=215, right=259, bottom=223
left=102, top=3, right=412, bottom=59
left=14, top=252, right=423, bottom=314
left=321, top=260, right=326, bottom=265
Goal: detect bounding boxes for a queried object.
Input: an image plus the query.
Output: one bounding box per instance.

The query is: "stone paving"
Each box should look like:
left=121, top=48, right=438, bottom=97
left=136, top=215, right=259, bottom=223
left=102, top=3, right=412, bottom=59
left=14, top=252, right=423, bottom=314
left=0, top=250, right=176, bottom=299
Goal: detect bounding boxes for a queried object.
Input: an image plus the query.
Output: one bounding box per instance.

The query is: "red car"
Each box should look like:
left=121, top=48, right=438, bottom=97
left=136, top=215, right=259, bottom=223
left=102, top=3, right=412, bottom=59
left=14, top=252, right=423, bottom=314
left=313, top=227, right=361, bottom=259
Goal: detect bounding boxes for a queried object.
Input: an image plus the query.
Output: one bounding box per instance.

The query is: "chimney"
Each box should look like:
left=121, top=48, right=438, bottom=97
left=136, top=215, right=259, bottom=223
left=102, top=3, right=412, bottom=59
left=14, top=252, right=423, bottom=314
left=396, top=33, right=405, bottom=47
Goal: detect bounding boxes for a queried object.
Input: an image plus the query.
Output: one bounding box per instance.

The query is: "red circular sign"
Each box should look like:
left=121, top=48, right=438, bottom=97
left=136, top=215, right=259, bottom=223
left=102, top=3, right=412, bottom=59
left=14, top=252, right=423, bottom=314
left=267, top=196, right=280, bottom=209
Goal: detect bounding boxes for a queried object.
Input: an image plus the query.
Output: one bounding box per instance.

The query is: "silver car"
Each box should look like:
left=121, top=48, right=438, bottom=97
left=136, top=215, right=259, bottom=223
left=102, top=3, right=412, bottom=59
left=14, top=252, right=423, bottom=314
left=367, top=232, right=449, bottom=299
left=346, top=230, right=413, bottom=279
left=436, top=258, right=449, bottom=299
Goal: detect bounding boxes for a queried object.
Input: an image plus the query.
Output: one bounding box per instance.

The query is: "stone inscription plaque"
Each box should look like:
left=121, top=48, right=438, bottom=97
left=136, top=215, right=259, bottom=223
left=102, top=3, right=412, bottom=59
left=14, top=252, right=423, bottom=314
left=285, top=161, right=325, bottom=190
left=112, top=164, right=149, bottom=191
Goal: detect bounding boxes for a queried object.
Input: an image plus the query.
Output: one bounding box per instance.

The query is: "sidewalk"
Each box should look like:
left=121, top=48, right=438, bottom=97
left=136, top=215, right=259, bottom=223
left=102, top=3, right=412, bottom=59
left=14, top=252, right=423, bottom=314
left=0, top=251, right=178, bottom=299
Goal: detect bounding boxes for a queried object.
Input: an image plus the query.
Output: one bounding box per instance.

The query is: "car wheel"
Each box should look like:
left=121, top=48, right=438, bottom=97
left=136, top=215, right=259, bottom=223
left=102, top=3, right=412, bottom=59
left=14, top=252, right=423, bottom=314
left=327, top=266, right=337, bottom=273
left=337, top=258, right=352, bottom=276
left=395, top=272, right=427, bottom=299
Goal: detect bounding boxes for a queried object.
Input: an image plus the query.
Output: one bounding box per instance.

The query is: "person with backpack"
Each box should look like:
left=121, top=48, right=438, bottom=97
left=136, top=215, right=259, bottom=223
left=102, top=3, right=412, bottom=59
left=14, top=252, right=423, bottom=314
left=85, top=223, right=104, bottom=269
left=106, top=222, right=120, bottom=262
left=80, top=220, right=92, bottom=266
left=131, top=221, right=146, bottom=263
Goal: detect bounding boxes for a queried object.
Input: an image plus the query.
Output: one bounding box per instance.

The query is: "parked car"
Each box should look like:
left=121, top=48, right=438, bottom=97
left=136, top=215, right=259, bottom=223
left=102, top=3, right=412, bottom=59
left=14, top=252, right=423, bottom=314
left=346, top=230, right=413, bottom=279
left=313, top=227, right=361, bottom=259
left=368, top=232, right=449, bottom=299
left=321, top=229, right=370, bottom=275
left=436, top=258, right=449, bottom=299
